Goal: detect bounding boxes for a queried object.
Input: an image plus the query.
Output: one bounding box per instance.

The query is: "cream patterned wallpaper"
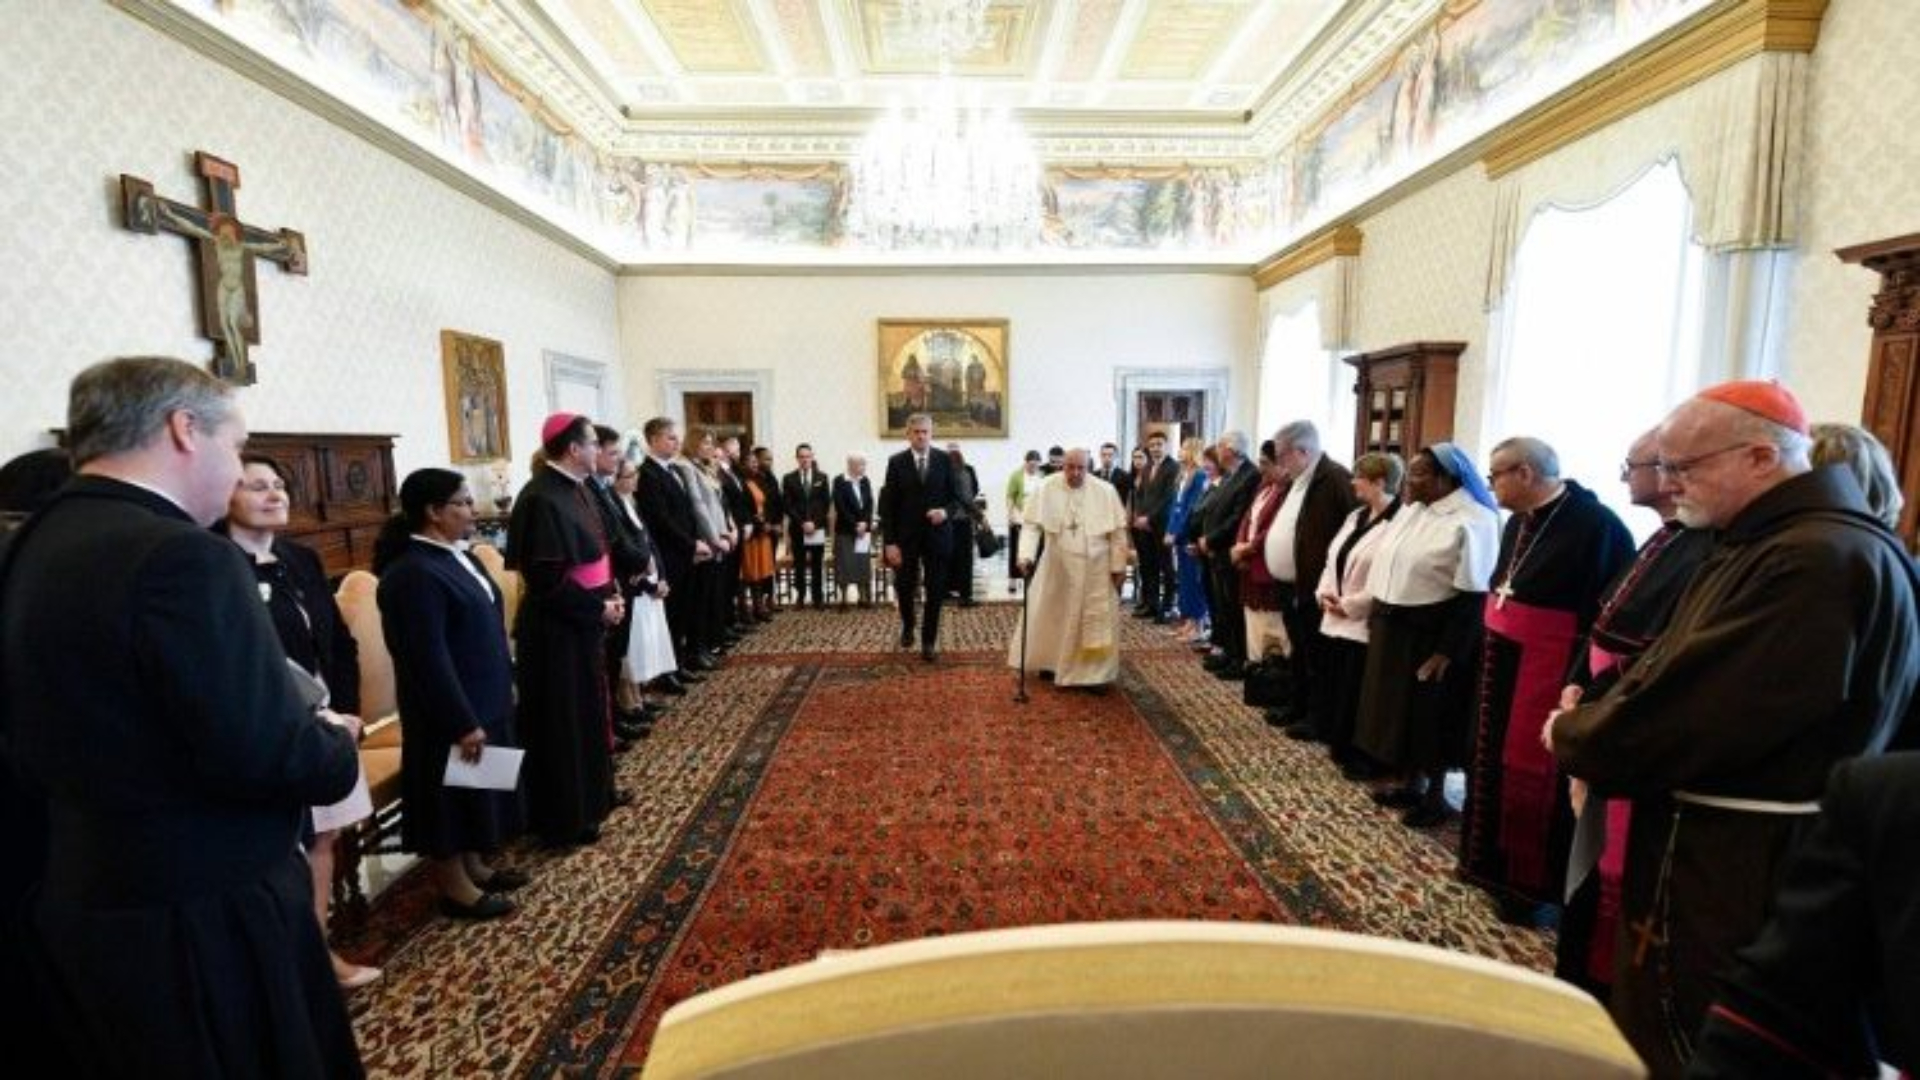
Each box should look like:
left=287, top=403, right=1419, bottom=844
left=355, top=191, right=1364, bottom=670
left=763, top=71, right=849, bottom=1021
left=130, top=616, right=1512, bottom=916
left=0, top=1, right=621, bottom=481
left=1351, top=167, right=1499, bottom=455
left=618, top=272, right=1257, bottom=523
left=1782, top=0, right=1920, bottom=422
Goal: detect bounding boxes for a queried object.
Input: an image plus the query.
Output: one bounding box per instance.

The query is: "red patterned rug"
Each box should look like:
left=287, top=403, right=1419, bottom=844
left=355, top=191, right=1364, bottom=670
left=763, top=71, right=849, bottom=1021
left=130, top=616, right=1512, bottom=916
left=341, top=610, right=1550, bottom=1077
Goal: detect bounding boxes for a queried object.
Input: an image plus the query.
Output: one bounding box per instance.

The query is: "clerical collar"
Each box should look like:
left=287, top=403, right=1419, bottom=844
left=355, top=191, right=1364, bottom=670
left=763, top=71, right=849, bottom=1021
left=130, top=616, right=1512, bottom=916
left=1524, top=483, right=1569, bottom=517
left=544, top=460, right=588, bottom=485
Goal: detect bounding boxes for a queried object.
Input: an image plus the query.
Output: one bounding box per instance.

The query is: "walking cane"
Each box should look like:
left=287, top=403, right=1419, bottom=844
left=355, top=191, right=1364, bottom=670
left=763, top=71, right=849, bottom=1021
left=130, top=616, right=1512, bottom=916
left=1014, top=554, right=1032, bottom=704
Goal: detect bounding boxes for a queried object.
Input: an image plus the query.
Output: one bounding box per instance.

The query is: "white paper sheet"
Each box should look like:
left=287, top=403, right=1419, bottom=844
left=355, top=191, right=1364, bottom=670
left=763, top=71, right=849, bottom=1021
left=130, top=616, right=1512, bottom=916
left=443, top=746, right=526, bottom=791
left=804, top=528, right=827, bottom=546
left=854, top=535, right=872, bottom=555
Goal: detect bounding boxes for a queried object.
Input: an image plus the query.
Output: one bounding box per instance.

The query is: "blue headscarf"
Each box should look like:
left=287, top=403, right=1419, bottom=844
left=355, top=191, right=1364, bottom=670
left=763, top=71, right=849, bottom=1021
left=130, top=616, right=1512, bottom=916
left=1427, top=442, right=1496, bottom=511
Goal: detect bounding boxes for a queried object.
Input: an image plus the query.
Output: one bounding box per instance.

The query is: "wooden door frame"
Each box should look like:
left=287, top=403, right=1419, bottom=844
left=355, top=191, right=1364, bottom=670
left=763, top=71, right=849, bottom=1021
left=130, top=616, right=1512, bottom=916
left=655, top=369, right=775, bottom=451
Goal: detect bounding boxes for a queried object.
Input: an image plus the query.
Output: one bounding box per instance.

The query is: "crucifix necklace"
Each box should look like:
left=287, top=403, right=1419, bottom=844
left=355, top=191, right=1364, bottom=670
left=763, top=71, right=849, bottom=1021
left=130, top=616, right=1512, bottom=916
left=1494, top=488, right=1567, bottom=609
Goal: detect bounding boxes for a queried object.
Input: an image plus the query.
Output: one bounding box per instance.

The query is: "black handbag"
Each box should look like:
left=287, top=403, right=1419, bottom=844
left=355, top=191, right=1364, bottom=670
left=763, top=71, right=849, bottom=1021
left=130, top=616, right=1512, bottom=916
left=1242, top=657, right=1295, bottom=709
left=974, top=523, right=1003, bottom=559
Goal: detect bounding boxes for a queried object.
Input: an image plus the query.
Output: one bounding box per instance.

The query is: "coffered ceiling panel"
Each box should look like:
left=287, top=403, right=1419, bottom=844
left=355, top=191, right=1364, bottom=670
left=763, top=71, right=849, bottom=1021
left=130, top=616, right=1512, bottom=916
left=545, top=0, right=661, bottom=78
left=846, top=0, right=1046, bottom=77
left=1120, top=0, right=1258, bottom=81
left=640, top=0, right=765, bottom=72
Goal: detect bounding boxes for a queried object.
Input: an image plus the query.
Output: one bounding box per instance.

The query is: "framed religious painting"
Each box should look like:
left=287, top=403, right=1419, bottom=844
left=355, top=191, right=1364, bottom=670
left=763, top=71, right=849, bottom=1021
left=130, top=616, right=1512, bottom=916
left=878, top=318, right=1009, bottom=438
left=441, top=330, right=511, bottom=463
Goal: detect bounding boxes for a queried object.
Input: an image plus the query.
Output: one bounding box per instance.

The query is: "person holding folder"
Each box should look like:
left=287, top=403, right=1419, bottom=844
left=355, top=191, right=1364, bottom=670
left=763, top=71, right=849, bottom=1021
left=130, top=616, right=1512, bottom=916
left=374, top=468, right=528, bottom=920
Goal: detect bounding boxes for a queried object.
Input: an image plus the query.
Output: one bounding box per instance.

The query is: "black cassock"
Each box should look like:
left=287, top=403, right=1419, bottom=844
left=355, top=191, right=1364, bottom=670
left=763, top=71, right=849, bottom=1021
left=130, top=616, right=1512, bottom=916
left=378, top=539, right=525, bottom=858
left=0, top=477, right=361, bottom=1078
left=1460, top=480, right=1633, bottom=910
left=506, top=465, right=615, bottom=843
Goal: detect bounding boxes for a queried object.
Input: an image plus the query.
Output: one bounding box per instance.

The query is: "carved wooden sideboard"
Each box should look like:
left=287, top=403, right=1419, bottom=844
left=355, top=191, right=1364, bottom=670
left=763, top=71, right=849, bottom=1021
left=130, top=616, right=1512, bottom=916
left=1837, top=233, right=1920, bottom=548
left=245, top=432, right=399, bottom=576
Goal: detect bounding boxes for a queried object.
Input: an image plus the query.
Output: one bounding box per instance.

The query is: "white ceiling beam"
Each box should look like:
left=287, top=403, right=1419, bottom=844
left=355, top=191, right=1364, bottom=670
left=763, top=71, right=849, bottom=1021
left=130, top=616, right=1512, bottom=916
left=1088, top=0, right=1151, bottom=107
left=1031, top=0, right=1080, bottom=107
left=817, top=0, right=861, bottom=82
left=609, top=0, right=684, bottom=81
left=1191, top=0, right=1277, bottom=109
left=741, top=0, right=800, bottom=104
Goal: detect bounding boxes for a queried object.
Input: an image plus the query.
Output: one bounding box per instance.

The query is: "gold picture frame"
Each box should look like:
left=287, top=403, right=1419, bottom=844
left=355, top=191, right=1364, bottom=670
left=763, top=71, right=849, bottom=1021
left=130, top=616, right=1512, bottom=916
left=878, top=318, right=1009, bottom=439
left=441, top=329, right=511, bottom=463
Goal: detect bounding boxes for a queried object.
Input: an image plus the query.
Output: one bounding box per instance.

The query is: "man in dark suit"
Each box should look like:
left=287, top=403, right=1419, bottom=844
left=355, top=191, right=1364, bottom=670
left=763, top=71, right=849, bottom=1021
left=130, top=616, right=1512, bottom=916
left=636, top=416, right=708, bottom=683
left=879, top=413, right=966, bottom=661
left=1265, top=420, right=1357, bottom=739
left=1198, top=431, right=1259, bottom=679
left=1094, top=442, right=1132, bottom=506
left=718, top=437, right=758, bottom=631
left=1690, top=752, right=1920, bottom=1078
left=1130, top=432, right=1181, bottom=620
left=781, top=443, right=832, bottom=609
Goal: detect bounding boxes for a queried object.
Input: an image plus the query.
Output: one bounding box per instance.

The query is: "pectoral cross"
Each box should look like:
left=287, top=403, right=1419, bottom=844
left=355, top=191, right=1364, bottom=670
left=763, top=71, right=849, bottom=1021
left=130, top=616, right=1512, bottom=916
left=1628, top=913, right=1665, bottom=968
left=1494, top=580, right=1515, bottom=609
left=119, top=151, right=308, bottom=386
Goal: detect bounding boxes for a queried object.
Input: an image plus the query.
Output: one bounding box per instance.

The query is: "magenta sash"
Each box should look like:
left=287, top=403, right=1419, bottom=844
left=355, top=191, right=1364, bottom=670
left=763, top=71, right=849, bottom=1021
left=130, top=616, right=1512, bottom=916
left=567, top=554, right=613, bottom=591
left=1585, top=640, right=1630, bottom=981
left=1484, top=595, right=1578, bottom=896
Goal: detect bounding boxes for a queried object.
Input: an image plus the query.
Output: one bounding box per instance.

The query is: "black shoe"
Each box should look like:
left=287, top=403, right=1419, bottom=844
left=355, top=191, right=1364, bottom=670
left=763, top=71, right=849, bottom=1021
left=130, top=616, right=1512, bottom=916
left=612, top=737, right=634, bottom=755
left=1285, top=722, right=1323, bottom=743
left=900, top=629, right=914, bottom=649
left=615, top=721, right=646, bottom=741
left=1212, top=662, right=1245, bottom=681
left=611, top=788, right=634, bottom=808
left=1371, top=787, right=1422, bottom=810
left=674, top=669, right=706, bottom=685
left=654, top=676, right=688, bottom=696
left=1340, top=759, right=1380, bottom=781
left=478, top=867, right=530, bottom=892
left=1262, top=708, right=1289, bottom=728
left=959, top=598, right=979, bottom=608
left=439, top=893, right=514, bottom=920
left=686, top=654, right=717, bottom=673
left=1402, top=804, right=1451, bottom=829
left=921, top=646, right=937, bottom=663
left=1202, top=653, right=1229, bottom=671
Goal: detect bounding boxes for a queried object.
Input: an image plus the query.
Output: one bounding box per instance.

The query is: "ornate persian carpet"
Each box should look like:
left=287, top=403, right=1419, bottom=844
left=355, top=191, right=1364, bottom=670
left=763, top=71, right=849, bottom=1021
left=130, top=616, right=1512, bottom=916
left=341, top=606, right=1552, bottom=1077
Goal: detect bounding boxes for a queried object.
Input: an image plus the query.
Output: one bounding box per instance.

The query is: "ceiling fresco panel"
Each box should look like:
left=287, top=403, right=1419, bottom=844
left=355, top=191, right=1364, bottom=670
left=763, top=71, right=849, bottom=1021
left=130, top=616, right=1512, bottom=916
left=1120, top=0, right=1254, bottom=81
left=640, top=0, right=766, bottom=72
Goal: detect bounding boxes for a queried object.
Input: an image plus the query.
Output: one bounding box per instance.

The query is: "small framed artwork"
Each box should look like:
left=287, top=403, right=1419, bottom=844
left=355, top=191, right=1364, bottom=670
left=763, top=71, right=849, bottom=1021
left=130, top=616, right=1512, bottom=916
left=878, top=318, right=1009, bottom=438
left=441, top=330, right=510, bottom=463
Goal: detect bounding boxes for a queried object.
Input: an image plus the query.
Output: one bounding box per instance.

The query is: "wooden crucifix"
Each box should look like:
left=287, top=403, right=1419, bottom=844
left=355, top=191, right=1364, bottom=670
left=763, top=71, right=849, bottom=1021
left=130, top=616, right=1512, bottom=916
left=119, top=151, right=307, bottom=386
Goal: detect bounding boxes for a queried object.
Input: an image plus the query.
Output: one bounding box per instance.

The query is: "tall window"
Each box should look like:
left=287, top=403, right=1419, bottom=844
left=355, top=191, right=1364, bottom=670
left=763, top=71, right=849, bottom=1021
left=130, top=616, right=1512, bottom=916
left=1489, top=159, right=1705, bottom=537
left=1257, top=300, right=1352, bottom=454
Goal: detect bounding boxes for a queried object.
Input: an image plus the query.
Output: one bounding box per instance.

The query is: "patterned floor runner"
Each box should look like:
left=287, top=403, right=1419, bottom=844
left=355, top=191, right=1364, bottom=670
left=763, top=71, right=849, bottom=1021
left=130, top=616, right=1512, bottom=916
left=341, top=607, right=1552, bottom=1077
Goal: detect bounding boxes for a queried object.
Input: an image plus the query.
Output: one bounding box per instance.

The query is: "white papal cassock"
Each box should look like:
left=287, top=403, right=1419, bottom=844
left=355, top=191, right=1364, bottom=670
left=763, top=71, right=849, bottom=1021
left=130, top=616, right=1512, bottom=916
left=1008, top=473, right=1132, bottom=686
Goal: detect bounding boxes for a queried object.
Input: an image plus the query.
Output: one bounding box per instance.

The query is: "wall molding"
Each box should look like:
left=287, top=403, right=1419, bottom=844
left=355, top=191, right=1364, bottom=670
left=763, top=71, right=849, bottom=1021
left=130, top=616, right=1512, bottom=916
left=1251, top=224, right=1364, bottom=292
left=653, top=368, right=777, bottom=450
left=1482, top=0, right=1829, bottom=179
left=1113, top=367, right=1233, bottom=456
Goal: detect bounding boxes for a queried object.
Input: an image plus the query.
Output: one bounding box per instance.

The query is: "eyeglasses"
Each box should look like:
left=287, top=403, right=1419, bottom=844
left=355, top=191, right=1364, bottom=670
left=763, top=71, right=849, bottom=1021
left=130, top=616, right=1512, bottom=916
left=1654, top=443, right=1752, bottom=482
left=237, top=479, right=287, bottom=494
left=1618, top=458, right=1659, bottom=481
left=1485, top=463, right=1524, bottom=485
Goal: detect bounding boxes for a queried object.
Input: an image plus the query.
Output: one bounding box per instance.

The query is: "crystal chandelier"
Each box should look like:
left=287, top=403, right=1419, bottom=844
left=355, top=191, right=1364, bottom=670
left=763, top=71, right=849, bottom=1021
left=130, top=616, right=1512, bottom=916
left=845, top=82, right=1043, bottom=251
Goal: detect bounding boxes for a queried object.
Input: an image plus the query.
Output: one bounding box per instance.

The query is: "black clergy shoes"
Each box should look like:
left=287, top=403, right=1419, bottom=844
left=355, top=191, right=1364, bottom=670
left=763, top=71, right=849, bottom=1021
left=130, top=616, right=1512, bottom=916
left=439, top=893, right=514, bottom=921
left=921, top=645, right=937, bottom=663
left=899, top=629, right=914, bottom=649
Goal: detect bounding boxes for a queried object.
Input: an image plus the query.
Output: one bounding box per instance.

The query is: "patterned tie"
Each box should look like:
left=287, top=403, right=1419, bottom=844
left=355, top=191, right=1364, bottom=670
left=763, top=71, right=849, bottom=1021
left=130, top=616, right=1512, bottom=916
left=916, top=454, right=926, bottom=480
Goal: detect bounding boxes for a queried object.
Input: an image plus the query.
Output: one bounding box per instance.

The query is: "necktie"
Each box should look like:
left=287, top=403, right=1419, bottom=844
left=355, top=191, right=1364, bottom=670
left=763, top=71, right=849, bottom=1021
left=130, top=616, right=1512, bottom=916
left=916, top=454, right=926, bottom=480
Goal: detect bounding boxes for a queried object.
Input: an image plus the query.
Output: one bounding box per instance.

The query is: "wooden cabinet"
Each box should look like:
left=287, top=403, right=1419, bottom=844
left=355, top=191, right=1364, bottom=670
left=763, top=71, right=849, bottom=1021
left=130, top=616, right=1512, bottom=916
left=1344, top=341, right=1463, bottom=461
left=245, top=433, right=398, bottom=577
left=1838, top=232, right=1920, bottom=550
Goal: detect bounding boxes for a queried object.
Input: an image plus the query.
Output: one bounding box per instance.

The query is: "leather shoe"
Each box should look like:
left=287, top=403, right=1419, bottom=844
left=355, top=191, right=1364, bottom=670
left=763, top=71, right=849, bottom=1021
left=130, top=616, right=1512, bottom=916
left=1402, top=804, right=1451, bottom=829
left=687, top=653, right=717, bottom=672
left=438, top=893, right=514, bottom=920
left=612, top=737, right=634, bottom=755
left=653, top=676, right=688, bottom=696
left=900, top=629, right=914, bottom=649
left=1212, top=662, right=1245, bottom=681
left=1370, top=787, right=1422, bottom=810
left=611, top=788, right=635, bottom=808
left=1285, top=722, right=1323, bottom=743
left=675, top=669, right=706, bottom=685
left=921, top=646, right=937, bottom=663
left=479, top=867, right=530, bottom=892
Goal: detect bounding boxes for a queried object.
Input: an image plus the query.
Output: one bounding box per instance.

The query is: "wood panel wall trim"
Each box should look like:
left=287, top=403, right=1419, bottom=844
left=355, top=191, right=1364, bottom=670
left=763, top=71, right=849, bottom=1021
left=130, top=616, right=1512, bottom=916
left=1251, top=224, right=1364, bottom=292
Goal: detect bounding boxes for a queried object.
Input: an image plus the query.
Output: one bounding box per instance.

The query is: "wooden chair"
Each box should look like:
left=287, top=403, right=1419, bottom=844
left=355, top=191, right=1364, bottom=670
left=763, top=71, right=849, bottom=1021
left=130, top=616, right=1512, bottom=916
left=470, top=542, right=520, bottom=642
left=643, top=921, right=1643, bottom=1080
left=331, top=570, right=404, bottom=928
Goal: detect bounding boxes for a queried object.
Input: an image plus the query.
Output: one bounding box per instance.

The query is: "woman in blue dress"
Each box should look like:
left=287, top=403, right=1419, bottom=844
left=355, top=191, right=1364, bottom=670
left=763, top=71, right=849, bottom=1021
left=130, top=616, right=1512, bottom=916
left=1164, top=436, right=1215, bottom=643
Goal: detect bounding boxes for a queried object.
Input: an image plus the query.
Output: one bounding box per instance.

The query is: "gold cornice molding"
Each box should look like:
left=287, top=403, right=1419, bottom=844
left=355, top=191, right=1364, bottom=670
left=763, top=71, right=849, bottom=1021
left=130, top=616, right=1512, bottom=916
left=1482, top=0, right=1830, bottom=179
left=1251, top=224, right=1363, bottom=291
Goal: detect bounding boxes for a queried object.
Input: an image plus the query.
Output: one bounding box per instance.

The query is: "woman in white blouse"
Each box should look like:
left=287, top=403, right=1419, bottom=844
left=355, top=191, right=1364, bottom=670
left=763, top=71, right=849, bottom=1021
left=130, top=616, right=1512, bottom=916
left=1313, top=452, right=1404, bottom=781
left=1352, top=444, right=1501, bottom=828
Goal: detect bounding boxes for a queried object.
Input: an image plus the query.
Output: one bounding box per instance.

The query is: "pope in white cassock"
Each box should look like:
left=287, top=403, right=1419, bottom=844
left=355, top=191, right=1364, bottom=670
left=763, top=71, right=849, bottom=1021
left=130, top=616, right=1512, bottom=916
left=1008, top=448, right=1132, bottom=687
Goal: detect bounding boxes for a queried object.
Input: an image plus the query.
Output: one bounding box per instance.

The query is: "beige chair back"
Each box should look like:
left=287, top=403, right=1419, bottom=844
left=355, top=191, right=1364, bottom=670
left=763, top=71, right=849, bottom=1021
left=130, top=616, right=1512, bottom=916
left=334, top=570, right=396, bottom=724
left=643, top=922, right=1643, bottom=1080
left=470, top=543, right=520, bottom=639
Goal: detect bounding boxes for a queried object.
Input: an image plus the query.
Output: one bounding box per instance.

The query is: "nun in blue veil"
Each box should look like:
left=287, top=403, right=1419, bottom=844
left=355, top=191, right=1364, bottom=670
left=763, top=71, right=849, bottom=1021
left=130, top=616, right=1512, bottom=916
left=1350, top=443, right=1503, bottom=828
